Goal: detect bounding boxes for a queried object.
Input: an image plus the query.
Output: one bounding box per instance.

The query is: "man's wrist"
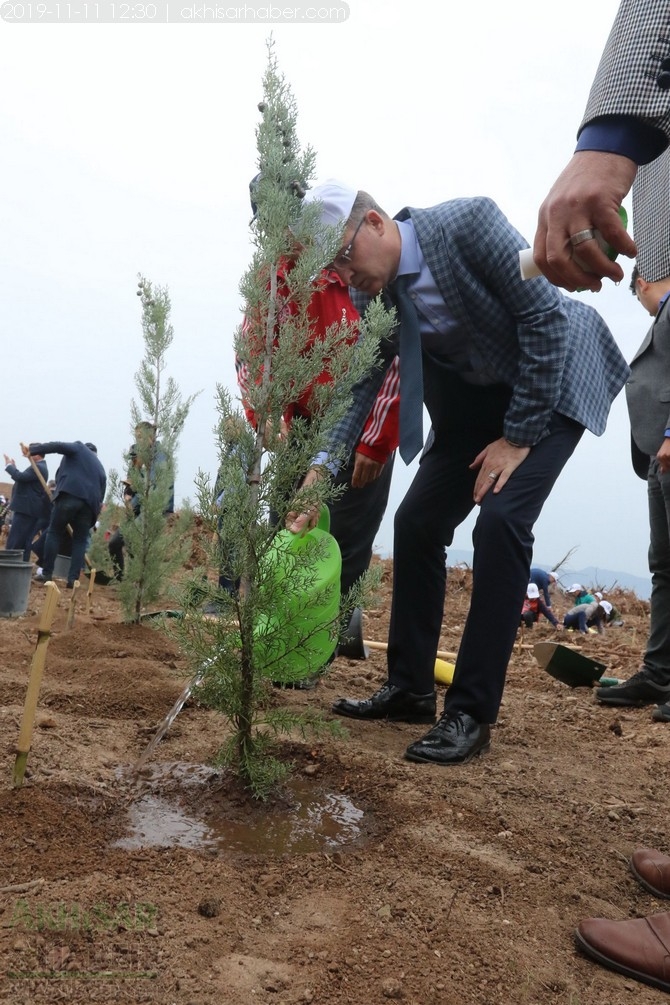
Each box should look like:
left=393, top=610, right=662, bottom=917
left=312, top=450, right=339, bottom=476
left=576, top=118, right=667, bottom=166
left=504, top=437, right=528, bottom=449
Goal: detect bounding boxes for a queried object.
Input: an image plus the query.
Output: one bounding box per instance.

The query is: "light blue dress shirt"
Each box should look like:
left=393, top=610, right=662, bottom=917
left=396, top=218, right=496, bottom=385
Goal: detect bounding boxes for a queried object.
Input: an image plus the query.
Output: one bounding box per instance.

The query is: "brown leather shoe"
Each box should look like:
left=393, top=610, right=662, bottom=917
left=630, top=847, right=670, bottom=899
left=575, top=913, right=670, bottom=992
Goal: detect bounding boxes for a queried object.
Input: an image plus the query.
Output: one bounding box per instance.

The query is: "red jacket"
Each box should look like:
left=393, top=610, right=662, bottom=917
left=237, top=262, right=398, bottom=463
left=521, top=596, right=558, bottom=627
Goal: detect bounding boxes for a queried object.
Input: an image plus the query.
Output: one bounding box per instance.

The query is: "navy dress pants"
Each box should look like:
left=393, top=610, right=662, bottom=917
left=42, top=493, right=94, bottom=584
left=329, top=450, right=395, bottom=599
left=6, top=511, right=39, bottom=561
left=644, top=459, right=670, bottom=683
left=387, top=368, right=583, bottom=724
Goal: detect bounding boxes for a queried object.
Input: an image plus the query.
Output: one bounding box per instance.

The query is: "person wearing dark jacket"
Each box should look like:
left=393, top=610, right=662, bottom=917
left=595, top=265, right=670, bottom=711
left=3, top=452, right=48, bottom=560
left=27, top=441, right=106, bottom=588
left=528, top=567, right=558, bottom=608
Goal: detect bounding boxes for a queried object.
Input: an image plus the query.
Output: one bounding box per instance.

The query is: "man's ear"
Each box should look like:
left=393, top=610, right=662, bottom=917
left=366, top=209, right=386, bottom=234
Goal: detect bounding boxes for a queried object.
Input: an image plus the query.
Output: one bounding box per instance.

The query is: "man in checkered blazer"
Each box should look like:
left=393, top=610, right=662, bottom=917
left=529, top=2, right=670, bottom=989
left=535, top=0, right=670, bottom=290
left=296, top=181, right=629, bottom=767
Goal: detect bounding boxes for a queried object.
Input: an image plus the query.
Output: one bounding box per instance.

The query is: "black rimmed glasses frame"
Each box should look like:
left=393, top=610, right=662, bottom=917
left=330, top=216, right=366, bottom=269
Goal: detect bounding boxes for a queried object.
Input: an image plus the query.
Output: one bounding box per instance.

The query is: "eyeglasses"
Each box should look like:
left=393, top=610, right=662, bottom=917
left=331, top=216, right=365, bottom=269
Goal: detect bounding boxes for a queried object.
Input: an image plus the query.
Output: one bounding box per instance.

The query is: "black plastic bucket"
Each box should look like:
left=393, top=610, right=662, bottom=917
left=0, top=560, right=33, bottom=617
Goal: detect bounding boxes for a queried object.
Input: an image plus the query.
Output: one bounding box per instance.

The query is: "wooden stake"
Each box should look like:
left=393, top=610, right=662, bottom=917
left=363, top=639, right=457, bottom=661
left=86, top=569, right=96, bottom=614
left=66, top=580, right=80, bottom=629
left=13, top=581, right=60, bottom=788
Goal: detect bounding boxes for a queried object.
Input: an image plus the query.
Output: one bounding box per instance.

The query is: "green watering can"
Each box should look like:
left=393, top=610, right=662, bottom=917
left=254, top=507, right=341, bottom=684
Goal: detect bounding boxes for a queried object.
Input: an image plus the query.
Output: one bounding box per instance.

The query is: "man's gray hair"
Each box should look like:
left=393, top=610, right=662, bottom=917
left=348, top=191, right=388, bottom=225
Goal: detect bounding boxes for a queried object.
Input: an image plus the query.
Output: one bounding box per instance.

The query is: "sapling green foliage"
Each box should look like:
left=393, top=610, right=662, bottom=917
left=117, top=276, right=200, bottom=623
left=169, top=43, right=394, bottom=799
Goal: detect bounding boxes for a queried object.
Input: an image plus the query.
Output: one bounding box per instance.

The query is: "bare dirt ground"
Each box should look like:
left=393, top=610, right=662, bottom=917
left=0, top=557, right=668, bottom=1005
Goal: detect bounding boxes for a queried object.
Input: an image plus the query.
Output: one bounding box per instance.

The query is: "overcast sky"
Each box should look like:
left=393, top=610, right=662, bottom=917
left=0, top=0, right=652, bottom=580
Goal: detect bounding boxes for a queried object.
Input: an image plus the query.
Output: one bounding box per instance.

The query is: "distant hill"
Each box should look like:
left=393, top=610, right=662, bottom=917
left=553, top=565, right=651, bottom=600
left=439, top=549, right=652, bottom=600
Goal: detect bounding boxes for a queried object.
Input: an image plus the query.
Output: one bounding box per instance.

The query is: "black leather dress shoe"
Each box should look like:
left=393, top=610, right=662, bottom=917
left=404, top=710, right=490, bottom=765
left=595, top=669, right=670, bottom=707
left=331, top=683, right=436, bottom=723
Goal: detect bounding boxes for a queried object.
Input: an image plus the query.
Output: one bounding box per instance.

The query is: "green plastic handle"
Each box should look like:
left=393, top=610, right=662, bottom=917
left=316, top=505, right=330, bottom=533
left=575, top=206, right=628, bottom=291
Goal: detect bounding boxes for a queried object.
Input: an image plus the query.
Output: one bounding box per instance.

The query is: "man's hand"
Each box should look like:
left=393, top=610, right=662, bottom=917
left=286, top=466, right=325, bottom=534
left=351, top=452, right=385, bottom=488
left=533, top=151, right=637, bottom=292
left=262, top=416, right=289, bottom=449
left=656, top=438, right=670, bottom=475
left=3, top=454, right=12, bottom=466
left=470, top=438, right=530, bottom=504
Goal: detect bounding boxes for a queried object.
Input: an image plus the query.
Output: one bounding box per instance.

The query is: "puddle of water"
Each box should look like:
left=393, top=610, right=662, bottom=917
left=113, top=794, right=215, bottom=850
left=113, top=762, right=365, bottom=855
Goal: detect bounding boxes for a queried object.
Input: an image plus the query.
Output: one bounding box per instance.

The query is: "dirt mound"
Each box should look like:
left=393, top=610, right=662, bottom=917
left=0, top=564, right=666, bottom=1005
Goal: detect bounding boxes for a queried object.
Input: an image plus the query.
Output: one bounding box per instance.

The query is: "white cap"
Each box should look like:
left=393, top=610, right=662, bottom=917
left=303, top=179, right=357, bottom=228
left=595, top=591, right=603, bottom=600
left=567, top=583, right=583, bottom=594
left=600, top=600, right=613, bottom=615
left=527, top=583, right=540, bottom=599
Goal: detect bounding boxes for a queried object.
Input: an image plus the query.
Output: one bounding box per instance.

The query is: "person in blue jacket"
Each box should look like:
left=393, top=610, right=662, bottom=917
left=27, top=440, right=106, bottom=588
left=3, top=450, right=48, bottom=560
left=528, top=567, right=558, bottom=609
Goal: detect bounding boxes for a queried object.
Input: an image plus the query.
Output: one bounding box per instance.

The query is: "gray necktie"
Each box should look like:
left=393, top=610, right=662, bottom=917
left=391, top=275, right=424, bottom=463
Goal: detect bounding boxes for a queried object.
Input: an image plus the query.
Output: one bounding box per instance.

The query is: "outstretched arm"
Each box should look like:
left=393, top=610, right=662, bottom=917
left=533, top=0, right=670, bottom=290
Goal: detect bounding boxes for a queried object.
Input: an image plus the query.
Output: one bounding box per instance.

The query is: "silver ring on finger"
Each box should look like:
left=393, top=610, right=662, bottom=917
left=569, top=228, right=596, bottom=247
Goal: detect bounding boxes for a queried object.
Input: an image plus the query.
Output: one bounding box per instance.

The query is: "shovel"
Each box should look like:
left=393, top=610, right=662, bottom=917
left=533, top=641, right=621, bottom=688
left=84, top=570, right=114, bottom=586
left=338, top=607, right=455, bottom=685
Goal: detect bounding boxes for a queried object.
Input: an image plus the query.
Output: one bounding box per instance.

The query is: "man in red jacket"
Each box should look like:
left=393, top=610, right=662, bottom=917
left=237, top=254, right=399, bottom=601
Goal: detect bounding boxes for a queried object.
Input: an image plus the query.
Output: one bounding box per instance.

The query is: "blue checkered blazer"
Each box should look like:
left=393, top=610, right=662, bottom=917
left=330, top=197, right=630, bottom=461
